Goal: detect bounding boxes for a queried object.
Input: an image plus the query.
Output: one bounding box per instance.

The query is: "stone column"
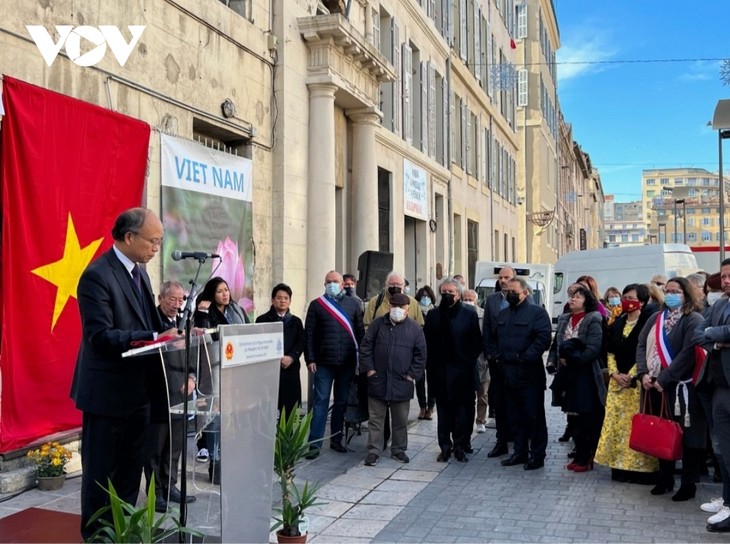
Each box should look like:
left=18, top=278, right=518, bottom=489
left=307, top=83, right=338, bottom=302
left=348, top=108, right=381, bottom=272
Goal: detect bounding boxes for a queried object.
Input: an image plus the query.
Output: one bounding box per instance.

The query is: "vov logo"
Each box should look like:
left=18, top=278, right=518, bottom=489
left=26, top=25, right=146, bottom=67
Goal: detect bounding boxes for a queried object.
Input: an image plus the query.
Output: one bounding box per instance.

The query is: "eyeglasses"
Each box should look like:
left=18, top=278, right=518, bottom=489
left=133, top=232, right=163, bottom=248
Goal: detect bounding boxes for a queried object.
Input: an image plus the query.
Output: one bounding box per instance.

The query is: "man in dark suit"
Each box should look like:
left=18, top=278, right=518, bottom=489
left=481, top=266, right=515, bottom=458
left=145, top=280, right=197, bottom=512
left=698, top=258, right=730, bottom=533
left=70, top=207, right=178, bottom=539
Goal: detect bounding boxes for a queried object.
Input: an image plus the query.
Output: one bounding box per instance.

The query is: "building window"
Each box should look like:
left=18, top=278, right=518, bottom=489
left=702, top=231, right=712, bottom=242
left=687, top=178, right=697, bottom=186
left=219, top=0, right=252, bottom=20
left=377, top=168, right=391, bottom=252
left=702, top=217, right=712, bottom=226
left=674, top=178, right=684, bottom=185
left=646, top=179, right=656, bottom=185
left=686, top=232, right=697, bottom=242
left=467, top=220, right=479, bottom=288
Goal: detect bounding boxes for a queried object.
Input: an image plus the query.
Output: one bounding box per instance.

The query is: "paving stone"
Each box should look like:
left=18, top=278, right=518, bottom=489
left=320, top=518, right=389, bottom=538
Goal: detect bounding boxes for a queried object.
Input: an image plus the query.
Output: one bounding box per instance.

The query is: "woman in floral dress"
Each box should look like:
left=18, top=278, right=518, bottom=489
left=595, top=283, right=658, bottom=482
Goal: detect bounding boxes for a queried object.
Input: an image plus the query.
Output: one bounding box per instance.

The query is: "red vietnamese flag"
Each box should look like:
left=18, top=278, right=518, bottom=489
left=0, top=77, right=150, bottom=452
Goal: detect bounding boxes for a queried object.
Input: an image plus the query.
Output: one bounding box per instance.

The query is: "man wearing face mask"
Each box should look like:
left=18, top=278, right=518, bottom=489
left=360, top=293, right=426, bottom=466
left=481, top=266, right=517, bottom=458
left=424, top=277, right=483, bottom=462
left=304, top=270, right=364, bottom=459
left=343, top=273, right=365, bottom=312
left=363, top=271, right=424, bottom=330
left=486, top=278, right=552, bottom=470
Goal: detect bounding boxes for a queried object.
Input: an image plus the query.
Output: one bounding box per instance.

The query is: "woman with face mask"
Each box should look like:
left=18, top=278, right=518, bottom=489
left=414, top=285, right=437, bottom=420
left=604, top=287, right=623, bottom=326
left=594, top=284, right=658, bottom=483
left=548, top=284, right=607, bottom=472
left=636, top=276, right=705, bottom=501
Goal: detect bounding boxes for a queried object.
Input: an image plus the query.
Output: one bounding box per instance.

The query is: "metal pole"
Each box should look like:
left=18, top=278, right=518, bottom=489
left=673, top=200, right=678, bottom=244
left=720, top=130, right=726, bottom=263
left=682, top=200, right=687, bottom=243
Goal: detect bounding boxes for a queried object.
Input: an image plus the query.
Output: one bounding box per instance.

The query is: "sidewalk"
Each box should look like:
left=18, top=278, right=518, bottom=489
left=0, top=398, right=725, bottom=543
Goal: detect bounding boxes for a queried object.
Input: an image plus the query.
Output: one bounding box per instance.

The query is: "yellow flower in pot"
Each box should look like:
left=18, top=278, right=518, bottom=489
left=27, top=441, right=72, bottom=490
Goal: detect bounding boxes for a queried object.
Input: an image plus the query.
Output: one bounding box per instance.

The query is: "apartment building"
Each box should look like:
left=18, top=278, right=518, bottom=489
left=643, top=167, right=728, bottom=246
left=603, top=195, right=645, bottom=247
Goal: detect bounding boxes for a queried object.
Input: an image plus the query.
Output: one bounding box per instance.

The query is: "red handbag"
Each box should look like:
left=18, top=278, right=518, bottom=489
left=629, top=391, right=683, bottom=461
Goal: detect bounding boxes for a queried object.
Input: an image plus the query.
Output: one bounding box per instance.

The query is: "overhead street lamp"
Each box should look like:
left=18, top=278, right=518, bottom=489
left=712, top=99, right=730, bottom=263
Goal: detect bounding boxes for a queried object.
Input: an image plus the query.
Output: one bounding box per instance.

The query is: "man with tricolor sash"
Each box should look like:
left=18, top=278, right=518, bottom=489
left=304, top=270, right=365, bottom=459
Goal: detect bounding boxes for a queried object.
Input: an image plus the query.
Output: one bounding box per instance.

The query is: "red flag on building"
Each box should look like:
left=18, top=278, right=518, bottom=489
left=0, top=76, right=150, bottom=451
left=510, top=38, right=517, bottom=49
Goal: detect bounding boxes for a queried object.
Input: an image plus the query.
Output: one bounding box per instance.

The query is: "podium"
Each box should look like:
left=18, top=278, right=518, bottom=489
left=122, top=322, right=282, bottom=543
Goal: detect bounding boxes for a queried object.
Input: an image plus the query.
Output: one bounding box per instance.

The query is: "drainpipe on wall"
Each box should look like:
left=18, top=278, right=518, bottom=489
left=446, top=4, right=454, bottom=276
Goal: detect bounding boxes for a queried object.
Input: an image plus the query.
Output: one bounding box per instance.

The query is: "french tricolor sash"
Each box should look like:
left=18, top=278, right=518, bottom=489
left=655, top=310, right=675, bottom=369
left=316, top=295, right=358, bottom=351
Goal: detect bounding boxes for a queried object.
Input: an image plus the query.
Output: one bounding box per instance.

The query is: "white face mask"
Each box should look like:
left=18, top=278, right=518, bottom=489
left=390, top=307, right=407, bottom=322
left=708, top=292, right=724, bottom=306
left=462, top=300, right=475, bottom=306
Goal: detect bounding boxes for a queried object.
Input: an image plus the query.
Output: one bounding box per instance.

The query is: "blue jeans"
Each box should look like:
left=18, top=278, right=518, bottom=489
left=309, top=364, right=355, bottom=449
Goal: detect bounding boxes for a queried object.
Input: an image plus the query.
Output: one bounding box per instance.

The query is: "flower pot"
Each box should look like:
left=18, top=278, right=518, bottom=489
left=275, top=530, right=307, bottom=544
left=36, top=475, right=66, bottom=491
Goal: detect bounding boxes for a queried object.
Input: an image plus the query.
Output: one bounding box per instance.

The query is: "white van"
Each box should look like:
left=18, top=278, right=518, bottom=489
left=552, top=244, right=699, bottom=323
left=474, top=261, right=554, bottom=311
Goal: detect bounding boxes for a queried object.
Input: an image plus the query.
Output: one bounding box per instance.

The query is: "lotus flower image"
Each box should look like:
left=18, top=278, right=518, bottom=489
left=216, top=237, right=245, bottom=299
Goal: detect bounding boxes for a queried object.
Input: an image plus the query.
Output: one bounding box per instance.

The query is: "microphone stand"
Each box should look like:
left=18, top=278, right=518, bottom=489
left=177, top=257, right=206, bottom=541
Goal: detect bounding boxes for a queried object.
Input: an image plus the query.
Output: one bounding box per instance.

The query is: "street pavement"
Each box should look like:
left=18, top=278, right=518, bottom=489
left=0, top=396, right=725, bottom=543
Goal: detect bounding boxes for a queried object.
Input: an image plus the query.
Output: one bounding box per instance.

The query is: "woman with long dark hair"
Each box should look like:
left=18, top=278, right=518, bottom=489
left=548, top=284, right=607, bottom=472
left=637, top=276, right=705, bottom=500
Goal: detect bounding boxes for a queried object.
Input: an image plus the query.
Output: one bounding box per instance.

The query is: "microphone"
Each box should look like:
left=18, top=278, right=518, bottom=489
left=171, top=250, right=220, bottom=261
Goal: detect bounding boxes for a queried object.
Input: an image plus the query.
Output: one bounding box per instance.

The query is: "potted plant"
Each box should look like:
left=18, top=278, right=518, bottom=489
left=88, top=479, right=204, bottom=543
left=26, top=441, right=73, bottom=490
left=272, top=407, right=323, bottom=544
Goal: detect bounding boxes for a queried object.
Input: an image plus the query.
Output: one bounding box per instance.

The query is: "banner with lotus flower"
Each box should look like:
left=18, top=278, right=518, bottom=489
left=160, top=134, right=254, bottom=316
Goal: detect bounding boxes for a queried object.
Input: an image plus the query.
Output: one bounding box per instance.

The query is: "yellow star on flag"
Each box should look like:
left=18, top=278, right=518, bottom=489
left=32, top=213, right=104, bottom=330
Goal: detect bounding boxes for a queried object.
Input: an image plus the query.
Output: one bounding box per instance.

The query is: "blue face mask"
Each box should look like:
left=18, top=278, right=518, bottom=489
left=420, top=296, right=432, bottom=307
left=664, top=293, right=683, bottom=309
left=325, top=282, right=342, bottom=297
left=608, top=296, right=621, bottom=307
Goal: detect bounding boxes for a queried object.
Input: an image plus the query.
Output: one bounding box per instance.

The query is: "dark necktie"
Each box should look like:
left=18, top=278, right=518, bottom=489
left=131, top=265, right=142, bottom=295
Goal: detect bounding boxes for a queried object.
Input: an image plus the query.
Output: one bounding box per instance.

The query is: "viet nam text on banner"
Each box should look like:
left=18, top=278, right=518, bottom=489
left=0, top=76, right=150, bottom=452
left=160, top=134, right=255, bottom=316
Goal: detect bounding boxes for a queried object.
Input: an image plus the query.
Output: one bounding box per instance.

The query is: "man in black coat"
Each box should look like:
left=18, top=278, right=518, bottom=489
left=304, top=270, right=364, bottom=458
left=360, top=293, right=426, bottom=466
left=481, top=266, right=516, bottom=458
left=486, top=277, right=553, bottom=470
left=698, top=258, right=730, bottom=532
left=70, top=208, right=179, bottom=539
left=424, top=277, right=483, bottom=463
left=145, top=280, right=196, bottom=512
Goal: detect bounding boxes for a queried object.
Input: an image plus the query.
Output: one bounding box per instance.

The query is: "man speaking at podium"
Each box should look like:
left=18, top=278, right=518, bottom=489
left=70, top=207, right=179, bottom=539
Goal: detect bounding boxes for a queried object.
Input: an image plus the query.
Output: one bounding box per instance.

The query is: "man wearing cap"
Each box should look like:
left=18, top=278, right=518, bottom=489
left=360, top=293, right=427, bottom=466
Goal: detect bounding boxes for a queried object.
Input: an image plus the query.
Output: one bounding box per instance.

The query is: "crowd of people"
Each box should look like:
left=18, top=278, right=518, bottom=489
left=295, top=264, right=730, bottom=535
left=70, top=206, right=730, bottom=537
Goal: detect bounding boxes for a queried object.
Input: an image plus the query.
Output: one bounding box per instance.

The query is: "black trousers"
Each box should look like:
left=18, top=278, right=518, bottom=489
left=505, top=385, right=548, bottom=461
left=488, top=363, right=511, bottom=442
left=80, top=406, right=150, bottom=539
left=436, top=395, right=475, bottom=451
left=572, top=410, right=603, bottom=465
left=144, top=416, right=184, bottom=498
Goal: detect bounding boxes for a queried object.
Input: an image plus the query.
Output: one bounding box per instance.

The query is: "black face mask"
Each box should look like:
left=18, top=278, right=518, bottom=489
left=440, top=293, right=455, bottom=307
left=505, top=292, right=521, bottom=307
left=387, top=286, right=402, bottom=296
left=344, top=286, right=354, bottom=296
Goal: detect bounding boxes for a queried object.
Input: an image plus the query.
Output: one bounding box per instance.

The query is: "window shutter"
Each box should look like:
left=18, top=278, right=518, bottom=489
left=460, top=102, right=467, bottom=169
left=421, top=62, right=428, bottom=152
left=474, top=6, right=481, bottom=81
left=449, top=90, right=455, bottom=163
left=393, top=22, right=401, bottom=136
left=443, top=77, right=449, bottom=166
left=444, top=0, right=451, bottom=43
left=429, top=0, right=436, bottom=21
left=517, top=3, right=527, bottom=39
left=459, top=0, right=467, bottom=60
left=518, top=69, right=527, bottom=107
left=487, top=22, right=493, bottom=98
left=428, top=62, right=436, bottom=158
left=403, top=42, right=412, bottom=144
left=373, top=10, right=381, bottom=48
